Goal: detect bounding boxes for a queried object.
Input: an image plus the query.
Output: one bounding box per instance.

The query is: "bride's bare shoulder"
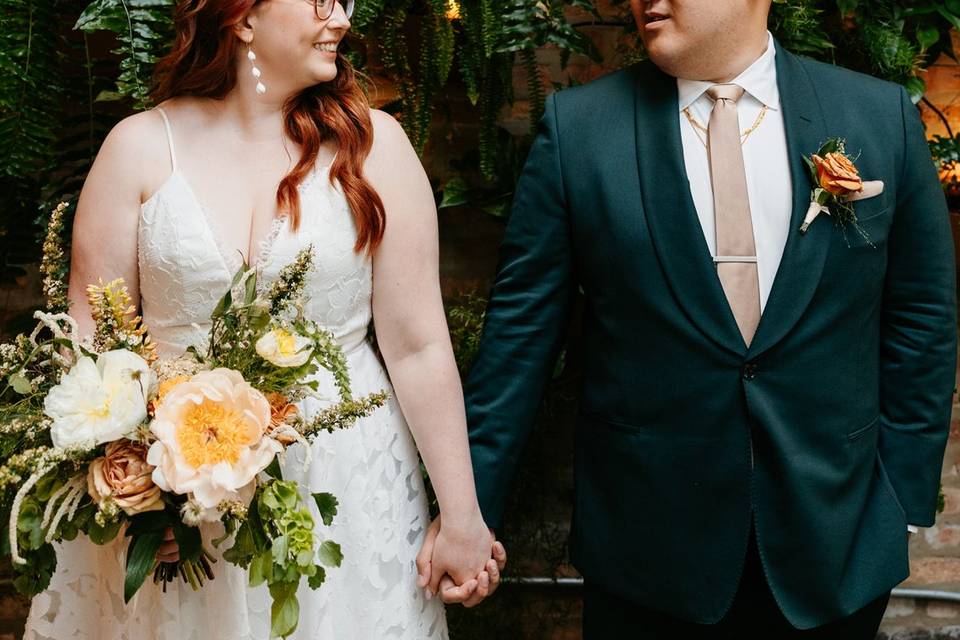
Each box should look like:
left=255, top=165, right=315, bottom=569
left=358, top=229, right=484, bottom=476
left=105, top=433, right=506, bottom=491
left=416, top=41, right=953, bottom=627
left=366, top=109, right=419, bottom=170
left=93, top=97, right=207, bottom=202
left=92, top=108, right=173, bottom=203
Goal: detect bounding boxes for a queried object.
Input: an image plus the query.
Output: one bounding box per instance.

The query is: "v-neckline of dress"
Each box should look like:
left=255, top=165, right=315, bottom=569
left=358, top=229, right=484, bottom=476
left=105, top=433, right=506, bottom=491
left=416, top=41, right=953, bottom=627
left=169, top=169, right=289, bottom=277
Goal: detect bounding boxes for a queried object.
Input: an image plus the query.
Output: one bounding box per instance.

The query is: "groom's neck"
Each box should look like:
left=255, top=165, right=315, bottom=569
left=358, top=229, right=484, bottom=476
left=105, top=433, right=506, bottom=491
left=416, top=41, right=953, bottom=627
left=670, top=29, right=770, bottom=84
left=710, top=33, right=770, bottom=83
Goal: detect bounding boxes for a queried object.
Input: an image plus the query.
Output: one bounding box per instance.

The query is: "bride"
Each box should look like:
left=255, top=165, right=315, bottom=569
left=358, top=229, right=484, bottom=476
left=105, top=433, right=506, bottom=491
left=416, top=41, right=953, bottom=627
left=23, top=0, right=505, bottom=638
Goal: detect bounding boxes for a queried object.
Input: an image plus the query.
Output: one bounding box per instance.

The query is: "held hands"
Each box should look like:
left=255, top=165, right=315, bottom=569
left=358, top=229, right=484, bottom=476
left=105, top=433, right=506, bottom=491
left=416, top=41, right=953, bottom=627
left=416, top=514, right=508, bottom=608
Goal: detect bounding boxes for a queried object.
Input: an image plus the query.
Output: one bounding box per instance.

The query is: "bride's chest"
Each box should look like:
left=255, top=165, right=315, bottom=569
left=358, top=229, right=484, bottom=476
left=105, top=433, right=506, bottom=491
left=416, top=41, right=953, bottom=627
left=137, top=173, right=371, bottom=327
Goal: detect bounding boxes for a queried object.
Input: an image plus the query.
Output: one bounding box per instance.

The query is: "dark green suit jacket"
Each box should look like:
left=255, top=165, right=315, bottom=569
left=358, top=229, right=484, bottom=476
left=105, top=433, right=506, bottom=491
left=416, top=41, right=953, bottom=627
left=464, top=40, right=957, bottom=629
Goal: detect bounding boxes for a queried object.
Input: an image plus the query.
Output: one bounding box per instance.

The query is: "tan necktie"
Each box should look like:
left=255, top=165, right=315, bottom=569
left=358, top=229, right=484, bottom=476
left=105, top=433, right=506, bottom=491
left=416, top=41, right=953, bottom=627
left=706, top=84, right=760, bottom=346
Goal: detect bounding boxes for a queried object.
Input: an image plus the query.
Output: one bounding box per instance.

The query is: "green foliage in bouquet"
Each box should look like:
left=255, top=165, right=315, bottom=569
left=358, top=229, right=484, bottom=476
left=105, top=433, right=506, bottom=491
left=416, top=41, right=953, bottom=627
left=222, top=480, right=342, bottom=638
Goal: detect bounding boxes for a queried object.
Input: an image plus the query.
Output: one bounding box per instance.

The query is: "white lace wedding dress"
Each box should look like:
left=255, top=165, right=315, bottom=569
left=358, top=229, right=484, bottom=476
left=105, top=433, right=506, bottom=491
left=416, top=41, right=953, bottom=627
left=23, top=108, right=448, bottom=640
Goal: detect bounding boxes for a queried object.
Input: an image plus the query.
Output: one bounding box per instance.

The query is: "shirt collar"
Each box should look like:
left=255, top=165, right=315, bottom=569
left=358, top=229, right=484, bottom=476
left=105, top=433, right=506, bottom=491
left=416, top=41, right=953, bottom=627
left=676, top=31, right=780, bottom=112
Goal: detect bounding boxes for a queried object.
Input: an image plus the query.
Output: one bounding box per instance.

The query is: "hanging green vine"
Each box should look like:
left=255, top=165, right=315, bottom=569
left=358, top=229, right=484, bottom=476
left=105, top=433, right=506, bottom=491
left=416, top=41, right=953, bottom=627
left=352, top=0, right=599, bottom=175
left=3, top=0, right=960, bottom=262
left=74, top=0, right=175, bottom=110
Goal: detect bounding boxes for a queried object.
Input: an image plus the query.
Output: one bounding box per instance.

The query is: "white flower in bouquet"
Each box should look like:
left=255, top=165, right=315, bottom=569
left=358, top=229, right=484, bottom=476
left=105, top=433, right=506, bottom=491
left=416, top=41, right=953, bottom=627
left=147, top=368, right=281, bottom=518
left=44, top=349, right=153, bottom=449
left=255, top=328, right=313, bottom=368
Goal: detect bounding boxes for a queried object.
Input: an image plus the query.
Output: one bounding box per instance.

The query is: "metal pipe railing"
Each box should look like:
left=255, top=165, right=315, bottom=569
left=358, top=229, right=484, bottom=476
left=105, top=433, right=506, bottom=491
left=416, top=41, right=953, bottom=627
left=503, top=576, right=960, bottom=603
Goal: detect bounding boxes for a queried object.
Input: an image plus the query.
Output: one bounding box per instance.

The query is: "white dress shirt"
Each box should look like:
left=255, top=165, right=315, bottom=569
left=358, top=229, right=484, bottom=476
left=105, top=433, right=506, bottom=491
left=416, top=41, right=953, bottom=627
left=677, top=31, right=791, bottom=313
left=676, top=31, right=919, bottom=534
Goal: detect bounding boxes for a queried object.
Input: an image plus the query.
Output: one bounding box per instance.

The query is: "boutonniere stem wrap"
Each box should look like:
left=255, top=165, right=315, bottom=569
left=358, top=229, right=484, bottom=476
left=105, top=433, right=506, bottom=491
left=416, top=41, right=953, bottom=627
left=799, top=138, right=879, bottom=247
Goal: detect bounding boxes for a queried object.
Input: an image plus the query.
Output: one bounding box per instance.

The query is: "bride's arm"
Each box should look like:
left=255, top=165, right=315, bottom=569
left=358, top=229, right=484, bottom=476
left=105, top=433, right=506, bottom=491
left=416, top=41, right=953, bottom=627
left=366, top=110, right=500, bottom=602
left=67, top=112, right=162, bottom=337
left=68, top=110, right=179, bottom=561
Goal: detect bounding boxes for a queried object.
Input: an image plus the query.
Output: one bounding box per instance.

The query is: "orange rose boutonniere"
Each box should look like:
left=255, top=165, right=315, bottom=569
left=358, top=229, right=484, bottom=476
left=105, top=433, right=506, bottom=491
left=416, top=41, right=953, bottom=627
left=799, top=138, right=884, bottom=245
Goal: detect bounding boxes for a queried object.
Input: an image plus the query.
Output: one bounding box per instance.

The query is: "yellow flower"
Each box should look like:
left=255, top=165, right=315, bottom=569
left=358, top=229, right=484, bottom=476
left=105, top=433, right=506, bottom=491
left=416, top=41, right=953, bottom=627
left=146, top=368, right=280, bottom=516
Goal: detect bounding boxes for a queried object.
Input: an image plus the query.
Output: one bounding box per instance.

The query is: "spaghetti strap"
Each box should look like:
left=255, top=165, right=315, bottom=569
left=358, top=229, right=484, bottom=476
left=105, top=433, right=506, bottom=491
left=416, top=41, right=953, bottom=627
left=155, top=107, right=178, bottom=172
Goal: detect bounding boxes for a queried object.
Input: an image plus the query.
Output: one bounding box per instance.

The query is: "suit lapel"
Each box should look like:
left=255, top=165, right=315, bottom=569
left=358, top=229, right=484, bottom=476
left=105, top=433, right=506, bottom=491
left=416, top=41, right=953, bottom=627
left=633, top=63, right=747, bottom=357
left=747, top=42, right=832, bottom=359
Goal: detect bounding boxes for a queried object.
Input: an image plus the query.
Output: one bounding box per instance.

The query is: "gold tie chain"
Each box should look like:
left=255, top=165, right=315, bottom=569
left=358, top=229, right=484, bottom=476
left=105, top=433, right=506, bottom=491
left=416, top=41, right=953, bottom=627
left=683, top=103, right=768, bottom=147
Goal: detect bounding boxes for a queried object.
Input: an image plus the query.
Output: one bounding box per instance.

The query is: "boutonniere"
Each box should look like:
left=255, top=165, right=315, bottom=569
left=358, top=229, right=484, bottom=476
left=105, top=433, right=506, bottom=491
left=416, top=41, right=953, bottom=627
left=799, top=138, right=884, bottom=245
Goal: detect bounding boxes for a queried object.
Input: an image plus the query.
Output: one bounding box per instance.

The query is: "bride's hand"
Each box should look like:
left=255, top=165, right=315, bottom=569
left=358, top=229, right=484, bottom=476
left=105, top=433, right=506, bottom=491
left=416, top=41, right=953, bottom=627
left=438, top=536, right=506, bottom=608
left=156, top=526, right=179, bottom=563
left=415, top=514, right=506, bottom=607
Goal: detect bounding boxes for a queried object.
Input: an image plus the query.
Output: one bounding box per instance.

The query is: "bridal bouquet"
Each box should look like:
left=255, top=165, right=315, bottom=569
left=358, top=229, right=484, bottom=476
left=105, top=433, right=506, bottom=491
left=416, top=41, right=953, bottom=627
left=0, top=203, right=387, bottom=637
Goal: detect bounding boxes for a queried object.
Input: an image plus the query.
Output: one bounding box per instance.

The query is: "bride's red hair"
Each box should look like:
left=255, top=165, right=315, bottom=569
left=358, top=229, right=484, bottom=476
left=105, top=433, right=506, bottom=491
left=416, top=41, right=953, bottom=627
left=151, top=0, right=386, bottom=254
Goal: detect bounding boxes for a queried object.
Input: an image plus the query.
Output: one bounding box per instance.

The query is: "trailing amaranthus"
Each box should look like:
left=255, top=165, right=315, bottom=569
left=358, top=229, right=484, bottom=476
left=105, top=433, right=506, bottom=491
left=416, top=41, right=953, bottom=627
left=86, top=279, right=156, bottom=362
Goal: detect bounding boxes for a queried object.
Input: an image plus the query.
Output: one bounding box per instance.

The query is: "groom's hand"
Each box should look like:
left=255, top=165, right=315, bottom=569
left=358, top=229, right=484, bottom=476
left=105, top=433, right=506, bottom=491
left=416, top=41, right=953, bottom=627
left=449, top=540, right=507, bottom=608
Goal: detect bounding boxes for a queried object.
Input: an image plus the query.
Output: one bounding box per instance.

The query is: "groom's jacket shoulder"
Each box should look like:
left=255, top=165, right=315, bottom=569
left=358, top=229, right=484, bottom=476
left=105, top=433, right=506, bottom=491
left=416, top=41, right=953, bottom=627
left=546, top=47, right=909, bottom=138
left=787, top=48, right=907, bottom=114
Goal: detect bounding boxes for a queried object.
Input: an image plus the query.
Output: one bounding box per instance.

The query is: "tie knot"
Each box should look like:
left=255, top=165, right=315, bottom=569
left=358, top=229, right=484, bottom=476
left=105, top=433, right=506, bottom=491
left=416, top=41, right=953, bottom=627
left=707, top=83, right=745, bottom=104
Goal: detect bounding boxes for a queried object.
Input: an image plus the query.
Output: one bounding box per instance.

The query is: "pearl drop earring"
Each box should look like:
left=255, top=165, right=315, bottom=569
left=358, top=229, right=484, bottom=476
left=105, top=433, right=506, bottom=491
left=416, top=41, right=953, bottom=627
left=247, top=47, right=266, bottom=95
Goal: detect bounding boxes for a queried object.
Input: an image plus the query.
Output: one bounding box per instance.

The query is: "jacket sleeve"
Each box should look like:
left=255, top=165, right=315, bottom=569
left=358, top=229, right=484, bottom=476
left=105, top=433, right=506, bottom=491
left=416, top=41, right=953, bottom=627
left=464, top=93, right=576, bottom=529
left=878, top=86, right=958, bottom=527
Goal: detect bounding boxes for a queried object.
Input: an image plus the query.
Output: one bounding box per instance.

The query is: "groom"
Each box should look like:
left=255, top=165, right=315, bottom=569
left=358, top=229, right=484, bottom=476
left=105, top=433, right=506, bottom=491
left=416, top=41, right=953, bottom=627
left=462, top=0, right=957, bottom=637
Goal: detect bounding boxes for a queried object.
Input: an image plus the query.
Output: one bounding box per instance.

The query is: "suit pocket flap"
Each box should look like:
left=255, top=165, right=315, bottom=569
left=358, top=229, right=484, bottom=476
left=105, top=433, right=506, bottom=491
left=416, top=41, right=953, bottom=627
left=847, top=416, right=880, bottom=442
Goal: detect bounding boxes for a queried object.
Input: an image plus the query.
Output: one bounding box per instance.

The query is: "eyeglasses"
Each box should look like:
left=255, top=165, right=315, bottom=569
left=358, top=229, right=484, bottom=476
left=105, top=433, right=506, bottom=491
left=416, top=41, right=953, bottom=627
left=312, top=0, right=354, bottom=20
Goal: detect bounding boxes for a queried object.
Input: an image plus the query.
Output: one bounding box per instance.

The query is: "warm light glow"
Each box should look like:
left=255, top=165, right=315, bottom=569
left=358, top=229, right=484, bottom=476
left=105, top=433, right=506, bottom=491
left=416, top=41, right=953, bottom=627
left=446, top=0, right=460, bottom=20
left=940, top=162, right=960, bottom=200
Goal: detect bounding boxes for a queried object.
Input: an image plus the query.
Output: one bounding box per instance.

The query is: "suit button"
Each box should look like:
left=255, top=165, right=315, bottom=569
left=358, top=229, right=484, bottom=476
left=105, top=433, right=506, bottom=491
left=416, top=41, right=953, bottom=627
left=742, top=363, right=758, bottom=380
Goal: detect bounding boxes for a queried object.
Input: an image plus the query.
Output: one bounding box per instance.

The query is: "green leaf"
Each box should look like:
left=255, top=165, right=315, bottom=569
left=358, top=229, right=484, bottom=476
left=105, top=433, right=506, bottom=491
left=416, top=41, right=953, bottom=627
left=904, top=77, right=926, bottom=104
left=124, top=531, right=163, bottom=602
left=917, top=25, right=940, bottom=50
left=269, top=582, right=300, bottom=638
left=481, top=199, right=511, bottom=219
left=88, top=516, right=123, bottom=545
left=17, top=499, right=43, bottom=549
left=948, top=0, right=960, bottom=17
left=244, top=269, right=258, bottom=304
left=125, top=509, right=170, bottom=537
left=307, top=565, right=326, bottom=589
left=317, top=540, right=343, bottom=568
left=172, top=521, right=201, bottom=562
left=438, top=177, right=469, bottom=209
left=249, top=549, right=273, bottom=586
left=311, top=493, right=338, bottom=526
left=938, top=7, right=960, bottom=32
left=263, top=458, right=283, bottom=480
left=9, top=372, right=32, bottom=394
left=33, top=475, right=62, bottom=502
left=818, top=138, right=841, bottom=156
left=272, top=535, right=290, bottom=564
left=222, top=521, right=256, bottom=565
